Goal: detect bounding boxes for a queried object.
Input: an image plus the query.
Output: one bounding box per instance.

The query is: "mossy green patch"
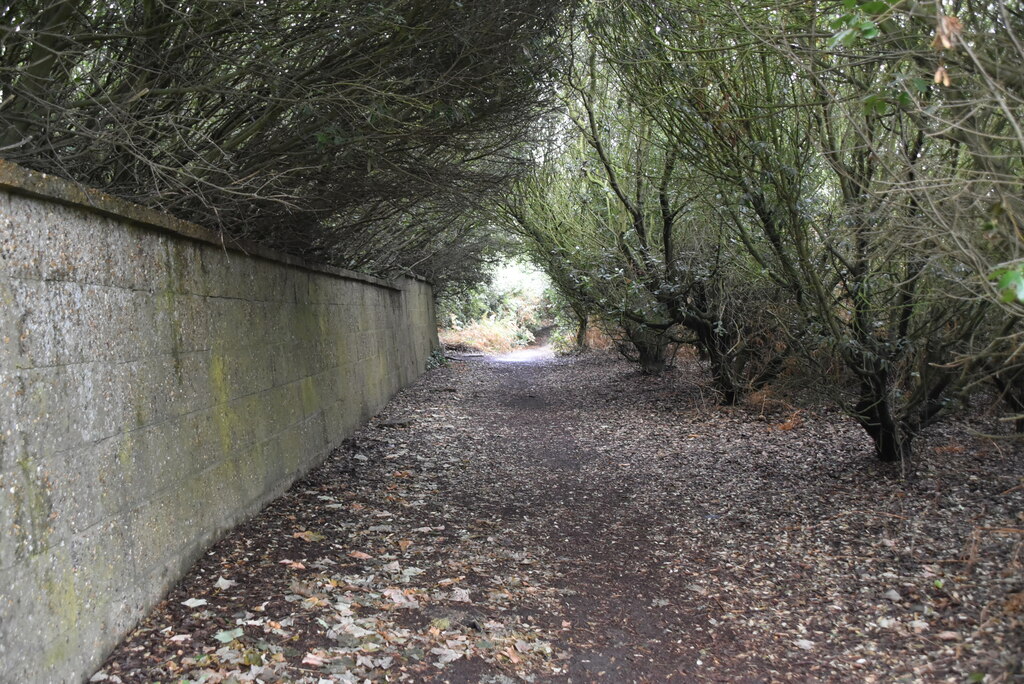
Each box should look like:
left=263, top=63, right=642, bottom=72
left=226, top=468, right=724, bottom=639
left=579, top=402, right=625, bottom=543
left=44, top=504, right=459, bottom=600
left=210, top=354, right=229, bottom=405
left=11, top=456, right=54, bottom=558
left=117, top=434, right=134, bottom=468
left=40, top=558, right=83, bottom=669
left=335, top=335, right=350, bottom=372
left=158, top=241, right=186, bottom=378
left=357, top=302, right=372, bottom=333
left=294, top=300, right=321, bottom=345
left=300, top=377, right=319, bottom=416
left=0, top=277, right=13, bottom=306
left=209, top=354, right=234, bottom=453
left=278, top=424, right=303, bottom=476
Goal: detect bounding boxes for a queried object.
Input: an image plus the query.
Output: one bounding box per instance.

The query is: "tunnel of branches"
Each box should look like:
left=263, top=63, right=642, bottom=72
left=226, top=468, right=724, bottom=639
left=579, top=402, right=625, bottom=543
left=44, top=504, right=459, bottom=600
left=3, top=0, right=1023, bottom=461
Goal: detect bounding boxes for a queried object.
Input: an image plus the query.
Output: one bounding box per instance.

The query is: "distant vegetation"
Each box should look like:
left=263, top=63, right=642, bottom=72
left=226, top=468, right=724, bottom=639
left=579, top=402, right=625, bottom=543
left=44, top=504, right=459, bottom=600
left=437, top=260, right=555, bottom=353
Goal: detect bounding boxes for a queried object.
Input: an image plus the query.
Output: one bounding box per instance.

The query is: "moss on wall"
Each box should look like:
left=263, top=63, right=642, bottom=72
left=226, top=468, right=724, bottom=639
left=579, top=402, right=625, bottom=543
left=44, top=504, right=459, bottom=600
left=10, top=456, right=54, bottom=560
left=209, top=353, right=234, bottom=454
left=40, top=560, right=83, bottom=669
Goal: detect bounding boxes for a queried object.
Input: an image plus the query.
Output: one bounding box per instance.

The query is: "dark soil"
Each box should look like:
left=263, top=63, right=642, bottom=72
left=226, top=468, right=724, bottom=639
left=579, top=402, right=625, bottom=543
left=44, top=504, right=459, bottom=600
left=94, top=352, right=1024, bottom=683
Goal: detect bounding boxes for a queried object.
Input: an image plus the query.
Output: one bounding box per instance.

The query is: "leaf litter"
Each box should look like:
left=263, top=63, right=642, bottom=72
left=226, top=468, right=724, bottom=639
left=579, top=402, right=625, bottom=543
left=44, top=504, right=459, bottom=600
left=95, top=352, right=1023, bottom=682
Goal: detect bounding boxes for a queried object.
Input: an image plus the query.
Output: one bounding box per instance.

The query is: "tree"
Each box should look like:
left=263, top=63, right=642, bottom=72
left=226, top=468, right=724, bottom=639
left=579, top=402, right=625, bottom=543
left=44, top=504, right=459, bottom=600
left=500, top=33, right=786, bottom=393
left=826, top=0, right=1024, bottom=426
left=595, top=0, right=1000, bottom=460
left=0, top=0, right=571, bottom=273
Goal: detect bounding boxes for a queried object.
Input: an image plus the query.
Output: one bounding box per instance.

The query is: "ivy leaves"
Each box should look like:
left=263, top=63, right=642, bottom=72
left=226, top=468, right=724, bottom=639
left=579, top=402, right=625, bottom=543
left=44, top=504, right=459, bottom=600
left=992, top=266, right=1024, bottom=304
left=828, top=0, right=892, bottom=48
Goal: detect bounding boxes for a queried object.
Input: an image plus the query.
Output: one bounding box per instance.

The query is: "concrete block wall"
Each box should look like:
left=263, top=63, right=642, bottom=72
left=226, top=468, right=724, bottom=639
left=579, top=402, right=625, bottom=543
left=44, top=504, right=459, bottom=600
left=0, top=161, right=438, bottom=682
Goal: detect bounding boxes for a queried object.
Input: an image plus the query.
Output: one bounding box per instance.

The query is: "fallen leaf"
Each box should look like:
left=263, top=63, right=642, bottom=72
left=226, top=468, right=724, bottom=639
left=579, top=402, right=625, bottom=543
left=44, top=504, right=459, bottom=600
left=181, top=598, right=207, bottom=608
left=449, top=587, right=472, bottom=603
left=777, top=411, right=802, bottom=430
left=437, top=576, right=464, bottom=586
left=430, top=646, right=463, bottom=665
left=383, top=587, right=418, bottom=606
left=214, top=576, right=236, bottom=591
left=398, top=539, right=413, bottom=552
left=1004, top=592, right=1024, bottom=614
left=301, top=652, right=328, bottom=666
left=213, top=627, right=244, bottom=643
left=348, top=550, right=373, bottom=560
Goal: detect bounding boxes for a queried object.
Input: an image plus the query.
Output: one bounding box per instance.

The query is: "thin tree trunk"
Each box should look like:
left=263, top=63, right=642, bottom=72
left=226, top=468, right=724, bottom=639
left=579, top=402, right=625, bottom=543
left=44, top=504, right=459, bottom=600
left=575, top=315, right=588, bottom=350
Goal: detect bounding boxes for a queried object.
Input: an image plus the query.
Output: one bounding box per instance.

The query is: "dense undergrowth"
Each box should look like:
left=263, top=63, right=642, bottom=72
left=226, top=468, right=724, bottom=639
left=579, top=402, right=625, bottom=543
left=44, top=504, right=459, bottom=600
left=437, top=260, right=555, bottom=353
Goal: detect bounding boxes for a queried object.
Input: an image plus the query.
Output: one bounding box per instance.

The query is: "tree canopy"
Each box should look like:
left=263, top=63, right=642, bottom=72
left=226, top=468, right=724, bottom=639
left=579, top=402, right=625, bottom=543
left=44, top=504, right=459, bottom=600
left=491, top=0, right=1024, bottom=460
left=0, top=0, right=570, bottom=281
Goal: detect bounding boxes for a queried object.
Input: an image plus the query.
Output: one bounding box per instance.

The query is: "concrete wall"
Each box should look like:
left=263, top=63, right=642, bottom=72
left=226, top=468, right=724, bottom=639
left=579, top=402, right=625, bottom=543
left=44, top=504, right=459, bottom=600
left=0, top=161, right=438, bottom=682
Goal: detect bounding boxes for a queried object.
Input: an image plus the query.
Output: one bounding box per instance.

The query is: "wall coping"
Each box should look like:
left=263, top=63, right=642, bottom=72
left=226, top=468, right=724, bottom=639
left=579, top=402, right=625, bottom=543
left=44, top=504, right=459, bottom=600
left=0, top=159, right=409, bottom=291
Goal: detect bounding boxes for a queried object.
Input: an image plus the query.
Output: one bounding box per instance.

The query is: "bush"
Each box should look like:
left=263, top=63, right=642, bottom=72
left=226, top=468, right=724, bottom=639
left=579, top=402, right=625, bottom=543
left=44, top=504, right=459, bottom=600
left=440, top=318, right=532, bottom=354
left=437, top=259, right=552, bottom=353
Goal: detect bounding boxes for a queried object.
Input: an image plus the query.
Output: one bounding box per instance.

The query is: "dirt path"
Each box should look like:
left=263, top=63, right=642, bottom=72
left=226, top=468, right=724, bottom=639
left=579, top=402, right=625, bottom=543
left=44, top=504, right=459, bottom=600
left=97, top=353, right=1023, bottom=683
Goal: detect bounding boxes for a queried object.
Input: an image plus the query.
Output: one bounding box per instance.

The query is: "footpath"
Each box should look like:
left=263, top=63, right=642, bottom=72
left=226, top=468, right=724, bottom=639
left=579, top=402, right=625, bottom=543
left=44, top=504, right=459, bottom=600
left=95, top=352, right=1024, bottom=682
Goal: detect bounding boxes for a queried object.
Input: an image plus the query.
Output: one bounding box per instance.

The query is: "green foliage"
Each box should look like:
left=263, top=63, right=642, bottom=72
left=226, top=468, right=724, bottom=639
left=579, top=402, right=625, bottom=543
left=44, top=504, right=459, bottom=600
left=437, top=260, right=550, bottom=329
left=499, top=12, right=789, bottom=391
left=425, top=348, right=449, bottom=370
left=543, top=287, right=590, bottom=353
left=494, top=0, right=1023, bottom=456
left=437, top=259, right=553, bottom=352
left=828, top=0, right=896, bottom=47
left=993, top=266, right=1024, bottom=304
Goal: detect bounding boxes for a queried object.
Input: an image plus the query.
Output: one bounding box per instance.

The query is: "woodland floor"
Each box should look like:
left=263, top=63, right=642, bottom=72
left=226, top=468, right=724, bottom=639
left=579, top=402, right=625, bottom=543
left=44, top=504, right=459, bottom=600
left=95, top=348, right=1023, bottom=683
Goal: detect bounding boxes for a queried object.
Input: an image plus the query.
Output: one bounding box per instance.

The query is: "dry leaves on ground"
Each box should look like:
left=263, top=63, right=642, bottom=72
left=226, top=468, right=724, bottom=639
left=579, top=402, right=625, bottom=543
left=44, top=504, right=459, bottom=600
left=94, top=351, right=1023, bottom=683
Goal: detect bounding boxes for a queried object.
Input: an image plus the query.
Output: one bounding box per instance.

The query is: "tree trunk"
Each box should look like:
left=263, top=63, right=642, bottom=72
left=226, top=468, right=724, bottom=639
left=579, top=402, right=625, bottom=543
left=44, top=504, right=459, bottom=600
left=855, top=377, right=913, bottom=462
left=574, top=314, right=588, bottom=350
left=636, top=341, right=667, bottom=375
left=709, top=358, right=739, bottom=405
left=868, top=425, right=913, bottom=462
left=624, top=324, right=668, bottom=375
left=1, top=0, right=82, bottom=148
left=990, top=370, right=1024, bottom=434
left=693, top=321, right=740, bottom=404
